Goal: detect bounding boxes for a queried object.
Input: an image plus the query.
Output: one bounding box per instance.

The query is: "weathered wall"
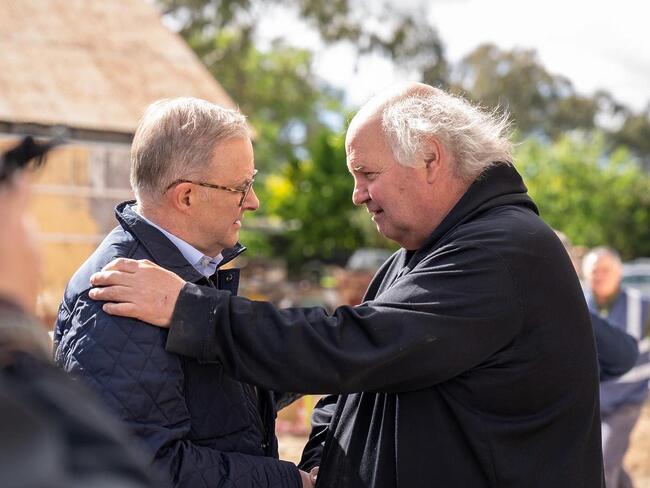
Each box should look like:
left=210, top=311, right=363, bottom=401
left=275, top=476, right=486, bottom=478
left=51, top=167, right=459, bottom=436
left=1, top=135, right=132, bottom=325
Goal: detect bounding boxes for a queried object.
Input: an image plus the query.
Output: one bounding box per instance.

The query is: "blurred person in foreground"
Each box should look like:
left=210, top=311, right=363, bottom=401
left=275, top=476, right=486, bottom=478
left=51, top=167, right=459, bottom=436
left=89, top=83, right=603, bottom=487
left=583, top=247, right=650, bottom=488
left=53, top=98, right=312, bottom=488
left=0, top=138, right=158, bottom=488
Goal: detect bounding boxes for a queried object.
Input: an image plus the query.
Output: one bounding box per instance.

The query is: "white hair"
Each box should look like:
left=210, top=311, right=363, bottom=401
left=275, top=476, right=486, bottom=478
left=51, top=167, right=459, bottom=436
left=381, top=87, right=513, bottom=182
left=582, top=246, right=622, bottom=277
left=130, top=97, right=249, bottom=201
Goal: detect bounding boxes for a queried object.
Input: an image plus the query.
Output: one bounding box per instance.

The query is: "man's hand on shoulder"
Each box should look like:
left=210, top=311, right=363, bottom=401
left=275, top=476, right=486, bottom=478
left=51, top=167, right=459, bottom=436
left=89, top=258, right=185, bottom=327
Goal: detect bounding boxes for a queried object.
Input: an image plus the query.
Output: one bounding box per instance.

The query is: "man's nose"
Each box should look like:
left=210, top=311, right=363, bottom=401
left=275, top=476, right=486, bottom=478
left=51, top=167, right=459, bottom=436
left=244, top=187, right=260, bottom=211
left=352, top=182, right=369, bottom=206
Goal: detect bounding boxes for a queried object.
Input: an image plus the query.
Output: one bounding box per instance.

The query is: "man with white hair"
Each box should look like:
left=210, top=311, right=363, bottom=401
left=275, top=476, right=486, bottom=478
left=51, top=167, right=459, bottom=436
left=89, top=84, right=604, bottom=487
left=583, top=247, right=650, bottom=488
left=54, top=98, right=311, bottom=488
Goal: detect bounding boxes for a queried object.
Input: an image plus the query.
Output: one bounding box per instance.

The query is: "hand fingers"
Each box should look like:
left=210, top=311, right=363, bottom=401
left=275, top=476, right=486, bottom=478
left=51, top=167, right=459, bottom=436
left=89, top=285, right=132, bottom=302
left=298, top=470, right=313, bottom=488
left=102, top=301, right=139, bottom=320
left=102, top=257, right=140, bottom=273
left=90, top=269, right=134, bottom=287
left=140, top=258, right=156, bottom=268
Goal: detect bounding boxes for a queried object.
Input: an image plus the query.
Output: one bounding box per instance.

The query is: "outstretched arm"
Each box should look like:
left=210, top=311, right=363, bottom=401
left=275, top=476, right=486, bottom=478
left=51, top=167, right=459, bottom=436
left=90, top=245, right=523, bottom=395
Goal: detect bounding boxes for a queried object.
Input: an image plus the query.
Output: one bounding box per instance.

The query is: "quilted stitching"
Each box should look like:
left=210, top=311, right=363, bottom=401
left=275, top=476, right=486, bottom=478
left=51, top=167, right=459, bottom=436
left=54, top=209, right=301, bottom=488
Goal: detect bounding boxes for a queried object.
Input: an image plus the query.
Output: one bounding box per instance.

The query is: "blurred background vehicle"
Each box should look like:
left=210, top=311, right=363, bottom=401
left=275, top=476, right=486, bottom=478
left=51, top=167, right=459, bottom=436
left=623, top=259, right=650, bottom=296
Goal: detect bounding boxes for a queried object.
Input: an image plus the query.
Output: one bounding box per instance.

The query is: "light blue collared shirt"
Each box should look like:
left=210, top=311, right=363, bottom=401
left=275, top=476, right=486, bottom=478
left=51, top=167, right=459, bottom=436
left=139, top=214, right=223, bottom=278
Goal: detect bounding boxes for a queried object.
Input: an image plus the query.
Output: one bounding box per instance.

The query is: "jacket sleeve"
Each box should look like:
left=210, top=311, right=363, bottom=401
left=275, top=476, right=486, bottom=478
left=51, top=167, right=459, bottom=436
left=55, top=293, right=301, bottom=488
left=298, top=395, right=338, bottom=471
left=166, top=244, right=524, bottom=394
left=591, top=312, right=639, bottom=381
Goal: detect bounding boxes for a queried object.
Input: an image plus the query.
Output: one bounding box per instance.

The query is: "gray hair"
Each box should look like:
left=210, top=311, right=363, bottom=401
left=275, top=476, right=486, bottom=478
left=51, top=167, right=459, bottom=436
left=582, top=246, right=622, bottom=276
left=130, top=97, right=248, bottom=201
left=381, top=87, right=512, bottom=182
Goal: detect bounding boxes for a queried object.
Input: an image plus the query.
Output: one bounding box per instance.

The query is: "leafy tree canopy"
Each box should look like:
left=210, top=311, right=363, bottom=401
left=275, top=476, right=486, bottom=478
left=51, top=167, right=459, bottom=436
left=158, top=0, right=650, bottom=268
left=452, top=44, right=598, bottom=136
left=160, top=0, right=447, bottom=83
left=261, top=128, right=394, bottom=272
left=515, top=132, right=650, bottom=259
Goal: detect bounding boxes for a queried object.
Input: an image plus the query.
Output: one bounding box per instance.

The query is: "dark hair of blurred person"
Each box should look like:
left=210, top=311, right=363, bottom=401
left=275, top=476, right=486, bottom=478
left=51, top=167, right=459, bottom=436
left=0, top=137, right=163, bottom=488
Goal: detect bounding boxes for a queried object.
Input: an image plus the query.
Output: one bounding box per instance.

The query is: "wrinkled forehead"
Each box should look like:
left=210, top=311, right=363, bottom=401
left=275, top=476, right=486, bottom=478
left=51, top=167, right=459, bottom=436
left=346, top=112, right=384, bottom=150
left=345, top=116, right=396, bottom=172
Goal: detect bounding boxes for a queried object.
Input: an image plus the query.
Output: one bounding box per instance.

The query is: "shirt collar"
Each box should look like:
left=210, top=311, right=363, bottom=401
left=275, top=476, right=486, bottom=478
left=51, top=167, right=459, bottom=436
left=139, top=214, right=223, bottom=278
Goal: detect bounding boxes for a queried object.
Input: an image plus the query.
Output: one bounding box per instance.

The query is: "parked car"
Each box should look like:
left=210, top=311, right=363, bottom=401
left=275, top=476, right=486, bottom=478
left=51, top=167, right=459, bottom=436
left=622, top=259, right=650, bottom=296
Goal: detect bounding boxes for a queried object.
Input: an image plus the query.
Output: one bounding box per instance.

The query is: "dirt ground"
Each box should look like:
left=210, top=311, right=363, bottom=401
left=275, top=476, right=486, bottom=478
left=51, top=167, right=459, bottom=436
left=278, top=433, right=308, bottom=465
left=278, top=400, right=650, bottom=486
left=627, top=400, right=650, bottom=487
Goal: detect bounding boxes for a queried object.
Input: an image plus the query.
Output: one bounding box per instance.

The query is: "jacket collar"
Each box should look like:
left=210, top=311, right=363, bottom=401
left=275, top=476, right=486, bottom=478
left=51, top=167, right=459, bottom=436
left=407, top=163, right=537, bottom=268
left=366, top=163, right=537, bottom=298
left=114, top=201, right=246, bottom=283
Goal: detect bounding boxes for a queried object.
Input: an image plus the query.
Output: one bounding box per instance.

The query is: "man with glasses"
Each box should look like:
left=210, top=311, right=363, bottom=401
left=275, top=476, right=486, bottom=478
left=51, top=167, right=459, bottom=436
left=54, top=98, right=311, bottom=488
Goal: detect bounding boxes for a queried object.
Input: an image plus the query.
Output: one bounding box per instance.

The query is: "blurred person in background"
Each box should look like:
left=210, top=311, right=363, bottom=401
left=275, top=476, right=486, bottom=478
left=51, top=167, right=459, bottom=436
left=88, top=83, right=604, bottom=487
left=583, top=247, right=650, bottom=488
left=556, top=231, right=638, bottom=381
left=0, top=137, right=158, bottom=488
left=53, top=98, right=312, bottom=488
left=335, top=248, right=393, bottom=306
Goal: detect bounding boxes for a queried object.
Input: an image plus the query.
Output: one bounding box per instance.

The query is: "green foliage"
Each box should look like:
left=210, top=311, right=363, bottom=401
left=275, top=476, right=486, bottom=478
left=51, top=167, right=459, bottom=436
left=183, top=28, right=364, bottom=268
left=158, top=0, right=650, bottom=268
left=453, top=44, right=599, bottom=137
left=160, top=0, right=448, bottom=82
left=158, top=0, right=423, bottom=269
left=515, top=133, right=650, bottom=259
left=611, top=108, right=650, bottom=171
left=261, top=129, right=393, bottom=272
left=188, top=29, right=342, bottom=169
left=454, top=44, right=650, bottom=167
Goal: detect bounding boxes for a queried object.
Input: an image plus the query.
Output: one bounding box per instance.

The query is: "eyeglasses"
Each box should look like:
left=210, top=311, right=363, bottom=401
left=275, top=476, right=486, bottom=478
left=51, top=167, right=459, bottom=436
left=165, top=169, right=257, bottom=207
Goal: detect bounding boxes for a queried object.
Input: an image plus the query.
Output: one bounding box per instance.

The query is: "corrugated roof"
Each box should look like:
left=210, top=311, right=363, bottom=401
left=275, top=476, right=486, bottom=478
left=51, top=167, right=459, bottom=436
left=0, top=0, right=238, bottom=133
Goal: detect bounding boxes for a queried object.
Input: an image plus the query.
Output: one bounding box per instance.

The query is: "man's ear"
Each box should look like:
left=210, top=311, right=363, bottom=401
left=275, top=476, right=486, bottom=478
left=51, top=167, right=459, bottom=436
left=169, top=183, right=194, bottom=212
left=423, top=137, right=446, bottom=184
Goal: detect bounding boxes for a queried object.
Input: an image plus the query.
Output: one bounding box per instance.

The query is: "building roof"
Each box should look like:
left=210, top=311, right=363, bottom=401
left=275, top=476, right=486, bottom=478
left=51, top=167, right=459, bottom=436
left=0, top=0, right=238, bottom=134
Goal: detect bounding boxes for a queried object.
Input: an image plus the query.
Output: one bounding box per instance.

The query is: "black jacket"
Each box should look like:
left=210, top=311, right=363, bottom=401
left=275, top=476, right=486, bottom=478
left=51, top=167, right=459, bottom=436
left=591, top=312, right=638, bottom=381
left=164, top=164, right=604, bottom=487
left=0, top=298, right=159, bottom=488
left=54, top=202, right=300, bottom=488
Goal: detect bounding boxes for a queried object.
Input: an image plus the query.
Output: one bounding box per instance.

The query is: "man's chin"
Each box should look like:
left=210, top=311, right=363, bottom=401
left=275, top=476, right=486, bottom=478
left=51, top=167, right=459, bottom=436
left=374, top=223, right=411, bottom=249
left=374, top=221, right=394, bottom=242
left=223, top=232, right=240, bottom=249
